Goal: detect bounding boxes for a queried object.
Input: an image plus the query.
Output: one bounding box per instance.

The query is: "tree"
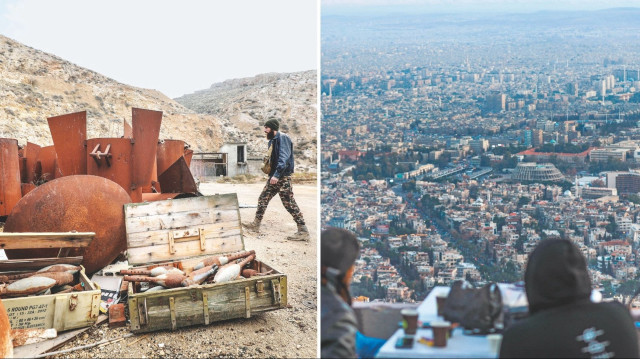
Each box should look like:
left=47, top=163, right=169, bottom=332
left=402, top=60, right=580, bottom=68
left=515, top=237, right=526, bottom=254
left=605, top=215, right=618, bottom=235
left=517, top=196, right=531, bottom=208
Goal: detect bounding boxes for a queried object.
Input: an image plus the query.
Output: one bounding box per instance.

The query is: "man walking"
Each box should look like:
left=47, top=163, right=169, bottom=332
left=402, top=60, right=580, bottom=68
left=243, top=118, right=310, bottom=241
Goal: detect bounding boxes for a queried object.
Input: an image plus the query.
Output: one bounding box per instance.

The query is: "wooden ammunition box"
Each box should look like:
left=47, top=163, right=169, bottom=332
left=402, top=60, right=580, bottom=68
left=1, top=268, right=100, bottom=332
left=0, top=232, right=101, bottom=332
left=124, top=194, right=287, bottom=333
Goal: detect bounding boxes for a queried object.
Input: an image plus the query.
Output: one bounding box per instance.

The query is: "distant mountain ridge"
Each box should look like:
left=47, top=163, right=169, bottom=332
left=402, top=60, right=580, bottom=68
left=0, top=34, right=317, bottom=168
left=175, top=71, right=317, bottom=165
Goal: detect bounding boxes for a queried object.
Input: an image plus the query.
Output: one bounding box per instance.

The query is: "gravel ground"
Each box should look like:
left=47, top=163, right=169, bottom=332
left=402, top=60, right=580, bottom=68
left=39, top=181, right=318, bottom=358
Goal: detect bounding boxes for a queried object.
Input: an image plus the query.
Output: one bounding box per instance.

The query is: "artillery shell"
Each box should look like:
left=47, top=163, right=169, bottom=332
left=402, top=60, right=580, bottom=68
left=0, top=272, right=37, bottom=282
left=37, top=264, right=81, bottom=274
left=0, top=276, right=57, bottom=297
left=182, top=265, right=218, bottom=287
left=150, top=266, right=184, bottom=277
left=33, top=272, right=74, bottom=286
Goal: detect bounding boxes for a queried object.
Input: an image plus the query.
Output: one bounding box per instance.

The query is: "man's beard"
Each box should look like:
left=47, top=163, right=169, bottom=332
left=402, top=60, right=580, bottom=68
left=266, top=131, right=275, bottom=140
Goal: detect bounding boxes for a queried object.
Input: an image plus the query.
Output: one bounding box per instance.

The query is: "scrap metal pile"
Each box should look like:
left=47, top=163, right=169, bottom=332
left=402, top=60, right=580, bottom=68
left=0, top=108, right=199, bottom=274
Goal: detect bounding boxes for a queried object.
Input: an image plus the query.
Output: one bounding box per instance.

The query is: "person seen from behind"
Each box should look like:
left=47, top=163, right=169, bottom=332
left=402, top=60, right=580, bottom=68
left=500, top=238, right=639, bottom=358
left=321, top=228, right=359, bottom=358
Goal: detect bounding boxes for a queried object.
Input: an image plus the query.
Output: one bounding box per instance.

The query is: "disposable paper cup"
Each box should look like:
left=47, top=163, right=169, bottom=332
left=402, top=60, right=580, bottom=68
left=431, top=320, right=451, bottom=348
left=487, top=334, right=503, bottom=355
left=401, top=308, right=419, bottom=335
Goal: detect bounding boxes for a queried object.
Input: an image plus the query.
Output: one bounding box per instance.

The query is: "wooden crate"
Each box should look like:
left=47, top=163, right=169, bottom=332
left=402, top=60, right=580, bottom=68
left=124, top=194, right=287, bottom=333
left=0, top=232, right=101, bottom=332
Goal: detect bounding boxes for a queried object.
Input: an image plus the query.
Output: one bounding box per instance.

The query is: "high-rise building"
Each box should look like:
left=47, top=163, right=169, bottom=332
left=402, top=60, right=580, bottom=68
left=524, top=129, right=533, bottom=148
left=470, top=139, right=489, bottom=154
left=486, top=92, right=506, bottom=112
left=532, top=129, right=544, bottom=148
left=566, top=82, right=578, bottom=96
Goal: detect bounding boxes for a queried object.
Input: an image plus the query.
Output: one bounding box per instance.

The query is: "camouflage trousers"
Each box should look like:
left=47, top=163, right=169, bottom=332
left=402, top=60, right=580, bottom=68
left=255, top=176, right=305, bottom=226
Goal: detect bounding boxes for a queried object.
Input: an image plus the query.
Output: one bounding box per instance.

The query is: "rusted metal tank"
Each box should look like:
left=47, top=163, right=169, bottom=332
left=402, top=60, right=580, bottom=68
left=4, top=175, right=131, bottom=274
left=0, top=138, right=22, bottom=217
left=47, top=111, right=87, bottom=176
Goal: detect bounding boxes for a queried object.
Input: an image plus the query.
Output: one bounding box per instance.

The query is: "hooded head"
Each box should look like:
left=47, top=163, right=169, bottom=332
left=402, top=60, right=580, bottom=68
left=321, top=228, right=360, bottom=304
left=525, top=239, right=592, bottom=314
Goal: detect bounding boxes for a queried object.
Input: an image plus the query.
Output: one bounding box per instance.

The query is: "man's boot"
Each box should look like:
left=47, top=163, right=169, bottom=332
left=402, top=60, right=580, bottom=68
left=243, top=219, right=261, bottom=232
left=287, top=224, right=310, bottom=241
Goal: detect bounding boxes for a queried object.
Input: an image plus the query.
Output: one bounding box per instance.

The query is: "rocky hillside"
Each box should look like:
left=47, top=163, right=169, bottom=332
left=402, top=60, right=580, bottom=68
left=175, top=71, right=317, bottom=166
left=0, top=35, right=316, bottom=168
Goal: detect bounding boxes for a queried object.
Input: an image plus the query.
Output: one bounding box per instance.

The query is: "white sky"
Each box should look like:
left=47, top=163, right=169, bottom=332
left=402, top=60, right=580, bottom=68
left=323, top=0, right=640, bottom=13
left=0, top=0, right=318, bottom=98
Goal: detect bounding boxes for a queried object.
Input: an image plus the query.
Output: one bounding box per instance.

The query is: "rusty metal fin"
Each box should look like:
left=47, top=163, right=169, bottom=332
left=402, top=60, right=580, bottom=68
left=157, top=157, right=198, bottom=194
left=47, top=111, right=87, bottom=176
left=131, top=108, right=162, bottom=191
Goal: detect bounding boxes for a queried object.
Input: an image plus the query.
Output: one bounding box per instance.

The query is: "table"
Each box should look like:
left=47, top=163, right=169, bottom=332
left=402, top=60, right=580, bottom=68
left=375, top=286, right=498, bottom=358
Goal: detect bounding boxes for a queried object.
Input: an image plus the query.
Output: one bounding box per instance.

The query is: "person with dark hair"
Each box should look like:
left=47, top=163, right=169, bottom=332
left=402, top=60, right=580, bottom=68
left=243, top=117, right=309, bottom=241
left=500, top=239, right=639, bottom=358
left=321, top=228, right=360, bottom=358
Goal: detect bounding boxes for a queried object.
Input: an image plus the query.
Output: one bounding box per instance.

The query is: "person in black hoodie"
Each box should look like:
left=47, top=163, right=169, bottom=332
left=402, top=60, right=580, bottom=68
left=500, top=239, right=639, bottom=358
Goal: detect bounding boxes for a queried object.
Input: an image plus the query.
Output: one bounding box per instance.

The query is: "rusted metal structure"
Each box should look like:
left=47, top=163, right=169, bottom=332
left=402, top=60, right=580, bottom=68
left=86, top=138, right=135, bottom=200
left=36, top=145, right=60, bottom=181
left=158, top=156, right=198, bottom=194
left=0, top=138, right=21, bottom=217
left=4, top=175, right=131, bottom=274
left=131, top=108, right=162, bottom=201
left=1, top=107, right=201, bottom=274
left=47, top=111, right=87, bottom=176
left=157, top=139, right=186, bottom=176
left=23, top=142, right=41, bottom=184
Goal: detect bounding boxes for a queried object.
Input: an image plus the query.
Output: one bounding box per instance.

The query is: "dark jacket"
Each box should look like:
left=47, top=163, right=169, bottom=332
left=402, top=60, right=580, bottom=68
left=321, top=276, right=358, bottom=358
left=500, top=239, right=639, bottom=358
left=268, top=132, right=294, bottom=179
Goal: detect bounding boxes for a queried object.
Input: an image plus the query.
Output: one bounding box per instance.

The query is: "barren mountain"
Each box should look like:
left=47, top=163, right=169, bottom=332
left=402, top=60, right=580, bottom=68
left=0, top=35, right=317, bottom=168
left=175, top=71, right=317, bottom=166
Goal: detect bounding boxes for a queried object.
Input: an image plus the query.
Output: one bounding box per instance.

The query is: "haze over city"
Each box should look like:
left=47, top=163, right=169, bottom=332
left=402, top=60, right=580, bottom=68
left=321, top=5, right=640, bottom=304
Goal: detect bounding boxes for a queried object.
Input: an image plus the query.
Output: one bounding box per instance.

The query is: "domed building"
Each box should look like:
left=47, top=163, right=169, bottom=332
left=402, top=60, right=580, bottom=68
left=511, top=162, right=564, bottom=182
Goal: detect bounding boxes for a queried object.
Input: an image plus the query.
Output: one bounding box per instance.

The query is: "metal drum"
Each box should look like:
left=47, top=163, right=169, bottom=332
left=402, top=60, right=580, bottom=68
left=4, top=175, right=131, bottom=274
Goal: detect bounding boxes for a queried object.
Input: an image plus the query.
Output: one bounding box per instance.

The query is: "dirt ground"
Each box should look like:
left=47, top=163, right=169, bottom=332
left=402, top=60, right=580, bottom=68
left=37, top=181, right=318, bottom=358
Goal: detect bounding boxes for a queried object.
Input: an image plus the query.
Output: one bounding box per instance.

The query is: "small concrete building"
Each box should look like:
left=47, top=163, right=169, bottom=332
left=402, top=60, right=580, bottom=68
left=218, top=142, right=248, bottom=177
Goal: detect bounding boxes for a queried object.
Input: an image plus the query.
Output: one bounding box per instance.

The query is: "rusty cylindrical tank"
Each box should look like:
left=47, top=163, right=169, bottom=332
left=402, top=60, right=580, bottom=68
left=4, top=175, right=131, bottom=274
left=0, top=138, right=22, bottom=217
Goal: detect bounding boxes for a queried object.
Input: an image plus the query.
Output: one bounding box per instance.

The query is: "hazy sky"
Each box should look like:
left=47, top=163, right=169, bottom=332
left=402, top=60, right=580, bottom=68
left=0, top=0, right=318, bottom=98
left=323, top=0, right=640, bottom=14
